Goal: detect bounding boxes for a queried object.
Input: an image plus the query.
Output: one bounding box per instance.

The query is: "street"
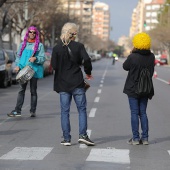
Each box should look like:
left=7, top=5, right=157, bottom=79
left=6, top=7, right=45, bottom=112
left=0, top=58, right=170, bottom=170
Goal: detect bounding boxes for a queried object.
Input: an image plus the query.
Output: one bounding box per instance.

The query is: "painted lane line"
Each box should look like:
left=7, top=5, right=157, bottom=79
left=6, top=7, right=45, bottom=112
left=100, top=80, right=104, bottom=83
left=156, top=77, right=169, bottom=84
left=99, top=84, right=103, bottom=87
left=94, top=97, right=100, bottom=103
left=97, top=89, right=102, bottom=94
left=0, top=147, right=53, bottom=160
left=89, top=108, right=97, bottom=117
left=86, top=148, right=130, bottom=164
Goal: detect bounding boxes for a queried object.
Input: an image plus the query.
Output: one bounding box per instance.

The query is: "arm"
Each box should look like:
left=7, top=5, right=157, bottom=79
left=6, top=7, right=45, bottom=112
left=15, top=43, right=22, bottom=67
left=123, top=55, right=131, bottom=71
left=80, top=44, right=92, bottom=76
left=33, top=43, right=45, bottom=64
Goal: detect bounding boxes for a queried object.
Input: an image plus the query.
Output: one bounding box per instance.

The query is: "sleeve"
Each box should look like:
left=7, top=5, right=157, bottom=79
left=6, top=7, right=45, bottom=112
left=15, top=43, right=22, bottom=67
left=34, top=43, right=45, bottom=64
left=80, top=44, right=92, bottom=75
left=123, top=55, right=131, bottom=71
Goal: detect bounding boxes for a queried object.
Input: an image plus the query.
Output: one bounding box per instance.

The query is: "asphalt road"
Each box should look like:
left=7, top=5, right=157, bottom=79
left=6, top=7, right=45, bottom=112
left=0, top=58, right=170, bottom=170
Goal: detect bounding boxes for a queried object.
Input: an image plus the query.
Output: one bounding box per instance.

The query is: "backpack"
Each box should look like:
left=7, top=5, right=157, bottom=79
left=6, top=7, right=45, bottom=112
left=135, top=67, right=153, bottom=96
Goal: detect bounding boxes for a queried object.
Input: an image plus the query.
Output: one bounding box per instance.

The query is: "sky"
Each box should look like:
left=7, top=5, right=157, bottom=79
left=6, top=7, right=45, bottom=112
left=94, top=0, right=139, bottom=42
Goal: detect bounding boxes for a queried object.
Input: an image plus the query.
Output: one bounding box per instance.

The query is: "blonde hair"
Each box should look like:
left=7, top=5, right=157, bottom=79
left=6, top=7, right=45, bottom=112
left=60, top=22, right=78, bottom=46
left=132, top=32, right=151, bottom=50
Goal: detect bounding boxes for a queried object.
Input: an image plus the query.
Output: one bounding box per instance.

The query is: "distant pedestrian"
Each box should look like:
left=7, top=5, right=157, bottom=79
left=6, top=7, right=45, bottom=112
left=51, top=22, right=95, bottom=146
left=7, top=26, right=45, bottom=118
left=123, top=32, right=155, bottom=145
left=112, top=53, right=117, bottom=65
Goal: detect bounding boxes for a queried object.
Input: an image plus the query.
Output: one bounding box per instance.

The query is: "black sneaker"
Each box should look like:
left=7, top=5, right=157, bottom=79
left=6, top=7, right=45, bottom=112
left=141, top=139, right=149, bottom=145
left=7, top=111, right=21, bottom=117
left=60, top=140, right=71, bottom=146
left=30, top=112, right=36, bottom=117
left=127, top=138, right=140, bottom=145
left=78, top=135, right=95, bottom=146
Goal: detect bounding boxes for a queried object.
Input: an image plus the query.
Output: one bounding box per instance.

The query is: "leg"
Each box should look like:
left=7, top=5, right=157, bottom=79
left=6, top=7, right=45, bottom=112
left=139, top=97, right=149, bottom=141
left=59, top=92, right=72, bottom=141
left=73, top=88, right=95, bottom=146
left=15, top=82, right=27, bottom=113
left=72, top=88, right=87, bottom=136
left=30, top=77, right=38, bottom=113
left=128, top=97, right=140, bottom=141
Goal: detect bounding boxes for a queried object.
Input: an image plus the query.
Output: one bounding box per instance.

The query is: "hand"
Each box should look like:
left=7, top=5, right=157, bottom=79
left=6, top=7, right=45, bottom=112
left=29, top=56, right=36, bottom=63
left=14, top=66, right=20, bottom=72
left=85, top=74, right=93, bottom=80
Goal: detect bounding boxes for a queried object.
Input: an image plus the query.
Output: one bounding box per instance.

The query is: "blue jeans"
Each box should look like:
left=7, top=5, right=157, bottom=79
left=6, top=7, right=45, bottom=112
left=128, top=97, right=149, bottom=141
left=59, top=88, right=87, bottom=141
left=15, top=77, right=38, bottom=113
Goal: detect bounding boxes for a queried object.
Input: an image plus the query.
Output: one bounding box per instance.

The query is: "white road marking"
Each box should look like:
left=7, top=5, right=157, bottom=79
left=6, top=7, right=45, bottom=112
left=86, top=148, right=130, bottom=164
left=156, top=77, right=169, bottom=84
left=100, top=80, right=104, bottom=83
left=99, top=84, right=103, bottom=87
left=97, top=89, right=102, bottom=94
left=89, top=108, right=97, bottom=117
left=0, top=147, right=53, bottom=160
left=94, top=97, right=100, bottom=103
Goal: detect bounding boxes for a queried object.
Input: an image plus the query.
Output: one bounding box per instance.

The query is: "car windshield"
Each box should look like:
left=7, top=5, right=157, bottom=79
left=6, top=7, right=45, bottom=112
left=0, top=51, right=4, bottom=60
left=6, top=51, right=15, bottom=61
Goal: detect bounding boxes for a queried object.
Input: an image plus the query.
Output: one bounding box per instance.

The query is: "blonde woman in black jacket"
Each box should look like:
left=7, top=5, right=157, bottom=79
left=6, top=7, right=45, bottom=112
left=123, top=32, right=155, bottom=145
left=51, top=23, right=94, bottom=146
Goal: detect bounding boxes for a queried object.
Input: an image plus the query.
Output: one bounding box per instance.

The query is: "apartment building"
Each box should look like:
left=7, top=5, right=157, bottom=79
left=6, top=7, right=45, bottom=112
left=92, top=2, right=110, bottom=41
left=61, top=0, right=94, bottom=35
left=144, top=0, right=165, bottom=31
left=129, top=0, right=165, bottom=37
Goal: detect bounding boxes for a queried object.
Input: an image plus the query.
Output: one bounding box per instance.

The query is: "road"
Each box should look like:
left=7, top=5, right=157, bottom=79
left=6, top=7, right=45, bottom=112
left=0, top=58, right=170, bottom=170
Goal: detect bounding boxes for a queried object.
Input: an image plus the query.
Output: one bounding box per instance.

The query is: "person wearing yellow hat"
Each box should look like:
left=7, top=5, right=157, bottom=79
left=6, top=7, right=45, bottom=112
left=123, top=32, right=155, bottom=145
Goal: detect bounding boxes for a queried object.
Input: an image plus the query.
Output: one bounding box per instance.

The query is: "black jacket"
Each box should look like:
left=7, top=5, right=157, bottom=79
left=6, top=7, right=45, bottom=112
left=123, top=50, right=155, bottom=99
left=51, top=40, right=92, bottom=92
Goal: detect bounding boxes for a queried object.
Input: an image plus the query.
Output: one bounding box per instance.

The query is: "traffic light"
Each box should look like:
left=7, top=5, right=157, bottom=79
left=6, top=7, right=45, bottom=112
left=144, top=20, right=147, bottom=27
left=0, top=0, right=7, bottom=7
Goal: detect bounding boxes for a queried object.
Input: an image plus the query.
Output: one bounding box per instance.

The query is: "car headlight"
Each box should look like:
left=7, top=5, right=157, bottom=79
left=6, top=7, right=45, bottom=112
left=0, top=64, right=5, bottom=71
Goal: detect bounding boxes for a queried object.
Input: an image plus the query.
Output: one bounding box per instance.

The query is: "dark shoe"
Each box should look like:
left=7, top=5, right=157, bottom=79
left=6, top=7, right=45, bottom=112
left=78, top=135, right=95, bottom=146
left=60, top=140, right=71, bottom=146
left=7, top=110, right=21, bottom=117
left=30, top=112, right=36, bottom=117
left=127, top=138, right=140, bottom=145
left=141, top=140, right=149, bottom=145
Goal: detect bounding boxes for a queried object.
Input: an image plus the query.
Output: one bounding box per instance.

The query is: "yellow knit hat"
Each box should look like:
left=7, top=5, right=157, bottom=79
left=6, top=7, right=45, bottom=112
left=132, top=32, right=151, bottom=50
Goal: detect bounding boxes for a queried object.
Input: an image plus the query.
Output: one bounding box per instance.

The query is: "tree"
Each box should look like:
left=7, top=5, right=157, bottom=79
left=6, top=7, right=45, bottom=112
left=0, top=0, right=7, bottom=7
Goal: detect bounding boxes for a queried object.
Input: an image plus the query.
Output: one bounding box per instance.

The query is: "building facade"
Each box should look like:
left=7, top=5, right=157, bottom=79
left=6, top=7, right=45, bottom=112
left=92, top=2, right=110, bottom=41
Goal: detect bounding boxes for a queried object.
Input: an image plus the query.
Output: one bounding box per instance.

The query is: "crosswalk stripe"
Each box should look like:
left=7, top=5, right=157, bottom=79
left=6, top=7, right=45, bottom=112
left=0, top=147, right=53, bottom=160
left=86, top=148, right=130, bottom=164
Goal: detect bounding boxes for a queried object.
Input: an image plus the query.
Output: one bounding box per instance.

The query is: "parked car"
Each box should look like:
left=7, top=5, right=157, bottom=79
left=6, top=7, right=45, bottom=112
left=0, top=49, right=12, bottom=88
left=5, top=50, right=18, bottom=84
left=43, top=52, right=53, bottom=76
left=88, top=53, right=96, bottom=62
left=155, top=59, right=166, bottom=66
